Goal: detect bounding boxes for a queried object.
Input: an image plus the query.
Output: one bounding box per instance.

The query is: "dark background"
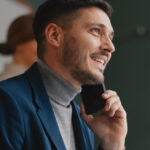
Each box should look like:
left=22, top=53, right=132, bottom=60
left=26, top=0, right=150, bottom=149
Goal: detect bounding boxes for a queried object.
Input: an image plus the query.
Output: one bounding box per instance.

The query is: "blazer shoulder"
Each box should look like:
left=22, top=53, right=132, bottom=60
left=0, top=73, right=33, bottom=111
left=0, top=73, right=29, bottom=94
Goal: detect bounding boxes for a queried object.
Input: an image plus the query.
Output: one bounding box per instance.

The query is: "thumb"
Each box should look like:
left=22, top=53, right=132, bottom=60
left=80, top=103, right=93, bottom=123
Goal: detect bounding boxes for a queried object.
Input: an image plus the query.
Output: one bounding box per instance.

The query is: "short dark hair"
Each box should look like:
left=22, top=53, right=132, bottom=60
left=33, top=0, right=113, bottom=58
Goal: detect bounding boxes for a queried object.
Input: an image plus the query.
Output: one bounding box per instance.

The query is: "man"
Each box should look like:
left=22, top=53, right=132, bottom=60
left=0, top=0, right=127, bottom=150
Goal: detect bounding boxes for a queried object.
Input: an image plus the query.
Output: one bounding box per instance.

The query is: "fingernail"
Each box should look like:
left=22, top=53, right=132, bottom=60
left=102, top=93, right=108, bottom=97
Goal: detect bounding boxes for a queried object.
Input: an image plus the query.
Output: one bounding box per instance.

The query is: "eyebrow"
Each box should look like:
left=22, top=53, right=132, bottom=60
left=86, top=23, right=114, bottom=39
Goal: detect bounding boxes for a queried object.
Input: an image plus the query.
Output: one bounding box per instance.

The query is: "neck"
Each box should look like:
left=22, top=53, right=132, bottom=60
left=13, top=52, right=31, bottom=68
left=42, top=57, right=81, bottom=89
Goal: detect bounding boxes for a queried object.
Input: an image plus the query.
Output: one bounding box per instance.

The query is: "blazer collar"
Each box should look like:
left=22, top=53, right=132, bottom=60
left=25, top=63, right=66, bottom=150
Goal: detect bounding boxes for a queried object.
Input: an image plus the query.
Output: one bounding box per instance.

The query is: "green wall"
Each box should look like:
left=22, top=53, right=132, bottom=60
left=106, top=0, right=150, bottom=149
left=26, top=0, right=150, bottom=149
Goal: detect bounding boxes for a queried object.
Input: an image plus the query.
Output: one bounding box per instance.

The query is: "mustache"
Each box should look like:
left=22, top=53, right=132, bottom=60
left=90, top=51, right=109, bottom=57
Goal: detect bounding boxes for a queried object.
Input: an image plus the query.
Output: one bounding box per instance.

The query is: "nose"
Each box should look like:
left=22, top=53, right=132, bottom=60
left=100, top=35, right=115, bottom=53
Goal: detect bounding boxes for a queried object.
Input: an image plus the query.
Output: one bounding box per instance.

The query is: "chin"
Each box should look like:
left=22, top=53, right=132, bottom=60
left=83, top=72, right=104, bottom=85
left=94, top=75, right=104, bottom=84
left=93, top=71, right=104, bottom=84
left=93, top=67, right=104, bottom=77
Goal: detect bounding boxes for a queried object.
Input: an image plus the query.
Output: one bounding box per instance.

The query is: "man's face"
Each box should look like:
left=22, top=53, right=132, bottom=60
left=61, top=7, right=115, bottom=85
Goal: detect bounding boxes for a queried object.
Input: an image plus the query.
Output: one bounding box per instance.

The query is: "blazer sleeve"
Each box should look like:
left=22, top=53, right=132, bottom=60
left=0, top=88, right=24, bottom=150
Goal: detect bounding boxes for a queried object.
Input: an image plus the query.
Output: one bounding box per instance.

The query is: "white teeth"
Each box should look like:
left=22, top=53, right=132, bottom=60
left=93, top=58, right=105, bottom=64
left=98, top=59, right=104, bottom=64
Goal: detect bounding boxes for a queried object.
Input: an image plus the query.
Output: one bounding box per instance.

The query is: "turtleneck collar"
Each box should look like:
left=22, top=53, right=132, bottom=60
left=37, top=59, right=81, bottom=107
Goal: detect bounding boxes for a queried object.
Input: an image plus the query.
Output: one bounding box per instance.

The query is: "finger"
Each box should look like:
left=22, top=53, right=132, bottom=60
left=108, top=102, right=120, bottom=117
left=115, top=106, right=127, bottom=119
left=80, top=103, right=93, bottom=122
left=104, top=95, right=120, bottom=111
left=80, top=103, right=86, bottom=115
left=102, top=90, right=117, bottom=99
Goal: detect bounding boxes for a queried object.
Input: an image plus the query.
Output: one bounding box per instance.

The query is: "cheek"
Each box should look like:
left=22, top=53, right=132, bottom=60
left=80, top=34, right=101, bottom=53
left=79, top=38, right=99, bottom=61
left=72, top=39, right=95, bottom=67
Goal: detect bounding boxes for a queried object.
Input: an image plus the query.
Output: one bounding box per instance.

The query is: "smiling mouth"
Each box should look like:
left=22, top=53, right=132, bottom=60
left=92, top=57, right=104, bottom=65
left=90, top=55, right=106, bottom=66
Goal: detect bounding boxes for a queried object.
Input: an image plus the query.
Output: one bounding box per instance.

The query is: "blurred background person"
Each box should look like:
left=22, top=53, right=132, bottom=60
left=0, top=14, right=37, bottom=81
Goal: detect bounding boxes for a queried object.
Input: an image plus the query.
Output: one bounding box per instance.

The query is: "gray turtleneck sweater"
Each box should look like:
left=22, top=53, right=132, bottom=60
left=37, top=59, right=81, bottom=150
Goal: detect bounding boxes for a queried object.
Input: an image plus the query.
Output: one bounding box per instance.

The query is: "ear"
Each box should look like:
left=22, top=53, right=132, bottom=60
left=45, top=23, right=63, bottom=47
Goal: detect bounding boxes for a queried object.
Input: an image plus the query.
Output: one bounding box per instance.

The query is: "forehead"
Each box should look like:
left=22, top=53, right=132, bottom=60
left=72, top=6, right=113, bottom=32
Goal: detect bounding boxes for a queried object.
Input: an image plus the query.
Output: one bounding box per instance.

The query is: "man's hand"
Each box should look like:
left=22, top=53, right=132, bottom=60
left=80, top=90, right=127, bottom=150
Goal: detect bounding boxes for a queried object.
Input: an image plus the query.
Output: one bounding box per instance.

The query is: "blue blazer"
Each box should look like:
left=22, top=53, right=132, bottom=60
left=0, top=63, right=95, bottom=150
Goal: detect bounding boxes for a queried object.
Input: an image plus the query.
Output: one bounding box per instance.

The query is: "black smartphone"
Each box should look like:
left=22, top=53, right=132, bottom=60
left=81, top=83, right=106, bottom=114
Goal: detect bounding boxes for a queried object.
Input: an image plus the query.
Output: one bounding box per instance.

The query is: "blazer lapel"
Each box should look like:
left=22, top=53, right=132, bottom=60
left=72, top=101, right=94, bottom=150
left=25, top=63, right=66, bottom=150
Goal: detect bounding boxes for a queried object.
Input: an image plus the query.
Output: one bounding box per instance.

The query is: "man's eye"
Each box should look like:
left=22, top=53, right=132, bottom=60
left=91, top=28, right=100, bottom=34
